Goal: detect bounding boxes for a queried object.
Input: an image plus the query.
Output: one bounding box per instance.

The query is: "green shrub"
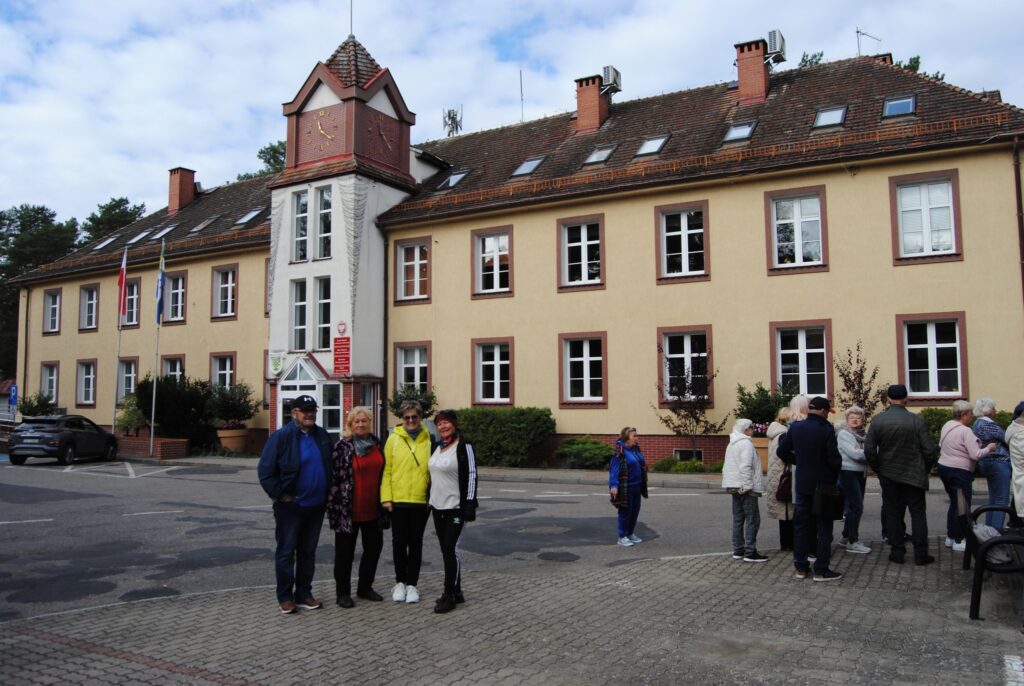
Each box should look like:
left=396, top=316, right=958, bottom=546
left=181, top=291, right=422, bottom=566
left=734, top=382, right=796, bottom=427
left=917, top=407, right=952, bottom=447
left=18, top=392, right=56, bottom=417
left=651, top=455, right=678, bottom=473
left=457, top=407, right=556, bottom=467
left=671, top=459, right=707, bottom=473
left=135, top=375, right=217, bottom=449
left=707, top=460, right=725, bottom=473
left=994, top=411, right=1013, bottom=430
left=386, top=385, right=438, bottom=419
left=554, top=435, right=612, bottom=470
left=209, top=382, right=260, bottom=428
left=115, top=394, right=148, bottom=435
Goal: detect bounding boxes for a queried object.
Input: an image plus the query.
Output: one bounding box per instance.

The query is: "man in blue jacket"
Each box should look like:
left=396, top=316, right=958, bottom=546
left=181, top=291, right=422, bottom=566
left=778, top=396, right=844, bottom=581
left=258, top=395, right=333, bottom=614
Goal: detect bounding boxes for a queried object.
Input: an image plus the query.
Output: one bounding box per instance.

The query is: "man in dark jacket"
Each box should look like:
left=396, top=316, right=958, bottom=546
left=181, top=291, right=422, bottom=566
left=778, top=396, right=843, bottom=581
left=864, top=384, right=938, bottom=565
left=258, top=395, right=333, bottom=614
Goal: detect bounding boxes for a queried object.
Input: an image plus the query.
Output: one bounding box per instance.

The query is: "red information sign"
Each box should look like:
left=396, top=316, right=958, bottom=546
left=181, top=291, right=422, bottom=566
left=333, top=337, right=351, bottom=376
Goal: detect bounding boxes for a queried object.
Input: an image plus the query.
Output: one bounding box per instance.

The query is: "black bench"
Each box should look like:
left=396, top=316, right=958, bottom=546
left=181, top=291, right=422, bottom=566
left=957, top=491, right=1024, bottom=620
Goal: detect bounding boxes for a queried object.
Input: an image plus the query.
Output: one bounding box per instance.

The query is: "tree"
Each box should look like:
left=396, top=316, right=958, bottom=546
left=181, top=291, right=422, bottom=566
left=895, top=55, right=945, bottom=81
left=799, top=51, right=824, bottom=68
left=653, top=346, right=729, bottom=452
left=0, top=204, right=79, bottom=378
left=236, top=141, right=286, bottom=180
left=834, top=341, right=888, bottom=420
left=79, top=197, right=146, bottom=245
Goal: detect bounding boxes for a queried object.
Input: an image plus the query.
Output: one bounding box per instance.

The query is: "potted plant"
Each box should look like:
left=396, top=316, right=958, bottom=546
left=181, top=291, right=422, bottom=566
left=210, top=382, right=260, bottom=452
left=115, top=394, right=148, bottom=436
left=734, top=382, right=797, bottom=472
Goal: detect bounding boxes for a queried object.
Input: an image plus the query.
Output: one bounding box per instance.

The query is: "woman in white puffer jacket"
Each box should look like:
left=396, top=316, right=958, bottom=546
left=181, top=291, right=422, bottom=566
left=722, top=418, right=767, bottom=562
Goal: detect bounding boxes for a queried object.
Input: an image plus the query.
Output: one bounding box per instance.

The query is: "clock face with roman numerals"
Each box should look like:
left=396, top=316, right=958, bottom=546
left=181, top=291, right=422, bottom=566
left=300, top=107, right=342, bottom=161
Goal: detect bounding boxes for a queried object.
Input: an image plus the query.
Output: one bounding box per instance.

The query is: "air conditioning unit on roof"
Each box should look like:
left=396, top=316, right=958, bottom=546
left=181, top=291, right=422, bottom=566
left=601, top=65, right=622, bottom=95
left=766, top=29, right=786, bottom=64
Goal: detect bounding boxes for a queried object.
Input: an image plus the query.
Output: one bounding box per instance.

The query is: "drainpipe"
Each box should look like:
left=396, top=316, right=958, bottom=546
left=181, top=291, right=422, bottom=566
left=380, top=225, right=390, bottom=435
left=1014, top=136, right=1024, bottom=311
left=20, top=286, right=31, bottom=415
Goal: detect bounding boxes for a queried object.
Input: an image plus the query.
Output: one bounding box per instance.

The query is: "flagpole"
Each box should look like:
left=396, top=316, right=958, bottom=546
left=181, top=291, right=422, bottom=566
left=149, top=240, right=166, bottom=457
left=113, top=248, right=128, bottom=431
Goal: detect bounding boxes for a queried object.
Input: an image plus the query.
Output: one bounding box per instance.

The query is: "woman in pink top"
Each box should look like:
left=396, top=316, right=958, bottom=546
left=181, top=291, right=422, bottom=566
left=937, top=400, right=998, bottom=551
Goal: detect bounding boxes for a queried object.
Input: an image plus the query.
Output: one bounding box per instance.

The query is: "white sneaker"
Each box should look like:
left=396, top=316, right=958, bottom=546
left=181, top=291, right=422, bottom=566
left=391, top=582, right=406, bottom=602
left=628, top=534, right=642, bottom=543
left=404, top=585, right=419, bottom=603
left=952, top=540, right=967, bottom=552
left=944, top=537, right=955, bottom=548
left=617, top=537, right=634, bottom=547
left=846, top=542, right=871, bottom=554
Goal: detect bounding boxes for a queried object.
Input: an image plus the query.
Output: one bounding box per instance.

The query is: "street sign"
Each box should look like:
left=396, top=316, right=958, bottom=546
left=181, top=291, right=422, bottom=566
left=333, top=337, right=351, bottom=376
left=8, top=383, right=17, bottom=407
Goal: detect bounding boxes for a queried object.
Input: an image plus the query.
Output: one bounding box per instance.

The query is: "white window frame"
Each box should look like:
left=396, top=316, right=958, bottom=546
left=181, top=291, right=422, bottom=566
left=636, top=134, right=669, bottom=156
left=397, top=346, right=428, bottom=393
left=321, top=382, right=342, bottom=436
left=896, top=179, right=955, bottom=258
left=124, top=281, right=140, bottom=326
left=214, top=268, right=236, bottom=317
left=212, top=355, right=234, bottom=389
left=511, top=155, right=544, bottom=177
left=315, top=276, right=331, bottom=350
left=117, top=359, right=137, bottom=402
left=883, top=95, right=915, bottom=117
left=475, top=232, right=510, bottom=294
left=77, top=362, right=96, bottom=405
left=771, top=194, right=823, bottom=267
left=163, top=357, right=185, bottom=383
left=438, top=171, right=468, bottom=189
left=660, top=208, right=705, bottom=277
left=562, top=222, right=601, bottom=286
left=662, top=332, right=708, bottom=400
left=776, top=327, right=828, bottom=395
left=584, top=144, right=617, bottom=165
left=397, top=242, right=429, bottom=300
left=291, top=279, right=307, bottom=351
left=79, top=286, right=98, bottom=329
left=813, top=106, right=847, bottom=128
left=293, top=191, right=309, bottom=262
left=43, top=291, right=61, bottom=333
left=903, top=320, right=962, bottom=397
left=41, top=364, right=58, bottom=402
left=724, top=122, right=754, bottom=141
left=476, top=342, right=510, bottom=403
left=564, top=338, right=603, bottom=402
left=167, top=274, right=185, bottom=321
left=316, top=187, right=331, bottom=259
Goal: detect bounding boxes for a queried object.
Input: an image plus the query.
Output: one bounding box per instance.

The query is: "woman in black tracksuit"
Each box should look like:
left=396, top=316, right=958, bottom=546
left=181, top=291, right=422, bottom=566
left=427, top=409, right=478, bottom=614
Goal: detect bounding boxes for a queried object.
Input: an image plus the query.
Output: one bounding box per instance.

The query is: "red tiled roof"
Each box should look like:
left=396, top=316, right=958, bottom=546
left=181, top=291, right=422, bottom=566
left=380, top=56, right=1024, bottom=226
left=324, top=35, right=383, bottom=89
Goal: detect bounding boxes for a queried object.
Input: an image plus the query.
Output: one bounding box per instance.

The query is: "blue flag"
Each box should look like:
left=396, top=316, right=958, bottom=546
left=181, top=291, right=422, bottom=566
left=155, top=240, right=166, bottom=324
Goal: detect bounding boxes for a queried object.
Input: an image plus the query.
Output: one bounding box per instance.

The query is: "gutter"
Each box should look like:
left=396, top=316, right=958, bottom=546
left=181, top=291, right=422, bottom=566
left=1015, top=135, right=1024, bottom=310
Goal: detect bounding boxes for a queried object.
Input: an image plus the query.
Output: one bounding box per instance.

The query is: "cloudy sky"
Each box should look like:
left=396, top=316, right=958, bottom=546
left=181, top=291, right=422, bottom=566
left=2, top=0, right=1022, bottom=224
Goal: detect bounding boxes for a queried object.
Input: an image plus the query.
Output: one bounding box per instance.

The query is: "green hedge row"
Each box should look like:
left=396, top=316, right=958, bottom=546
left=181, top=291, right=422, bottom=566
left=651, top=456, right=724, bottom=473
left=457, top=406, right=556, bottom=467
left=918, top=407, right=1013, bottom=447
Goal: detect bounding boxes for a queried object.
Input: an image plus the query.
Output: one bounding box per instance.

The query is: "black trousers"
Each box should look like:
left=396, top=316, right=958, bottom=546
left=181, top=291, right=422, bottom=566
left=879, top=477, right=929, bottom=559
left=333, top=520, right=383, bottom=597
left=432, top=508, right=465, bottom=596
left=390, top=505, right=430, bottom=586
left=778, top=519, right=794, bottom=550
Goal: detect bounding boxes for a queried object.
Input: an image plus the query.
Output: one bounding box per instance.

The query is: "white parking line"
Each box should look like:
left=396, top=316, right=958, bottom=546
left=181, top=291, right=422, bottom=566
left=234, top=505, right=272, bottom=510
left=121, top=510, right=185, bottom=517
left=660, top=551, right=734, bottom=561
left=0, top=518, right=54, bottom=526
left=498, top=489, right=526, bottom=493
left=1006, top=655, right=1023, bottom=686
left=649, top=493, right=701, bottom=497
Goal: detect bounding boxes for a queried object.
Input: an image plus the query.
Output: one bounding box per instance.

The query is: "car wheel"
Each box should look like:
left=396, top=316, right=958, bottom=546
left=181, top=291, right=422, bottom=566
left=59, top=445, right=75, bottom=466
left=9, top=455, right=26, bottom=466
left=103, top=442, right=117, bottom=461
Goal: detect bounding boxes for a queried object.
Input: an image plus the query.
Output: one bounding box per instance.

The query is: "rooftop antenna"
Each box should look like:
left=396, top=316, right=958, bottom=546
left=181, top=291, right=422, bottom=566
left=520, top=70, right=524, bottom=123
left=349, top=0, right=354, bottom=36
left=856, top=27, right=881, bottom=56
left=443, top=106, right=463, bottom=137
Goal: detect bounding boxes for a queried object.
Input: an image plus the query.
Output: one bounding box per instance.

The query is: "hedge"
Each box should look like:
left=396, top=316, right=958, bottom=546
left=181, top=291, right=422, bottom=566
left=554, top=435, right=612, bottom=470
left=457, top=407, right=556, bottom=467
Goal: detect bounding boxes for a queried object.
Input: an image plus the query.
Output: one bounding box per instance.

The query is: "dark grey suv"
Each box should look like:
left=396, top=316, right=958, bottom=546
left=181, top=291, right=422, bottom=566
left=8, top=415, right=118, bottom=466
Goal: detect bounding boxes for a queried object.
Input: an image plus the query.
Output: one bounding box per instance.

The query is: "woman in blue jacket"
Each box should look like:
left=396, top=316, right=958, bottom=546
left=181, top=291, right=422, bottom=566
left=608, top=427, right=647, bottom=546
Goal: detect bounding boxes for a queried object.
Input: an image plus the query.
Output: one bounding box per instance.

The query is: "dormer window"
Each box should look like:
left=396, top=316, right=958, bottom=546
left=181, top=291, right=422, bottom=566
left=883, top=96, right=916, bottom=118
left=724, top=122, right=754, bottom=142
left=636, top=134, right=669, bottom=156
left=813, top=106, right=847, bottom=128
left=92, top=235, right=118, bottom=251
left=235, top=207, right=264, bottom=225
left=190, top=215, right=220, bottom=233
left=511, top=156, right=545, bottom=177
left=438, top=171, right=468, bottom=190
left=150, top=225, right=177, bottom=240
left=584, top=144, right=617, bottom=165
left=126, top=230, right=151, bottom=244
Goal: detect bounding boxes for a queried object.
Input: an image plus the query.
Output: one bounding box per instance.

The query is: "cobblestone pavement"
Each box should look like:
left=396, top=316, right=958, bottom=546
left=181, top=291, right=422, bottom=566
left=1, top=539, right=1022, bottom=685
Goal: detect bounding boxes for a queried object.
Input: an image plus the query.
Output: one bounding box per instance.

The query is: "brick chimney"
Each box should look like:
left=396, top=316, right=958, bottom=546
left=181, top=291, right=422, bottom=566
left=735, top=39, right=770, bottom=105
left=575, top=74, right=610, bottom=133
left=167, top=167, right=196, bottom=216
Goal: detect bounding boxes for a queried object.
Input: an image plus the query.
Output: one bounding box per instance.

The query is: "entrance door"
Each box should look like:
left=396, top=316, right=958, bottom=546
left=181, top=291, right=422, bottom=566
left=276, top=359, right=320, bottom=429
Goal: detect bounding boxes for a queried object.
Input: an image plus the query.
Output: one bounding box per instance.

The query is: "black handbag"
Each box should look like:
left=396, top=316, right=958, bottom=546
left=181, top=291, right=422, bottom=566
left=775, top=465, right=792, bottom=502
left=812, top=482, right=845, bottom=520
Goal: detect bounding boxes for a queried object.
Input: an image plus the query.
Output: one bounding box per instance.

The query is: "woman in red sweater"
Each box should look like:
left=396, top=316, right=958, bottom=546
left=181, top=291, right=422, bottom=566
left=326, top=406, right=387, bottom=608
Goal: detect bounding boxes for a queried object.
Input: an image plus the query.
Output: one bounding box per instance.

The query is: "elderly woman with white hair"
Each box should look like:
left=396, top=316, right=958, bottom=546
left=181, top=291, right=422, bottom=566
left=722, top=418, right=767, bottom=562
left=973, top=397, right=1012, bottom=529
left=938, top=399, right=998, bottom=550
left=837, top=406, right=871, bottom=554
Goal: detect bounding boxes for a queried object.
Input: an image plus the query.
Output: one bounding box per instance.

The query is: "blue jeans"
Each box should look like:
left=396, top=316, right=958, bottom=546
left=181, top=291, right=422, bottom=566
left=937, top=464, right=973, bottom=542
left=617, top=485, right=642, bottom=538
left=976, top=457, right=1011, bottom=530
left=793, top=491, right=833, bottom=574
left=731, top=492, right=761, bottom=555
left=273, top=500, right=326, bottom=602
left=839, top=471, right=866, bottom=543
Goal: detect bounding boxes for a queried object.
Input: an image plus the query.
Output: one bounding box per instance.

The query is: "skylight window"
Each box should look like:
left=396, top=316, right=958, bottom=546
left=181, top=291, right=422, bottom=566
left=511, top=156, right=545, bottom=177
left=584, top=144, right=617, bottom=165
left=235, top=207, right=264, bottom=225
left=636, top=134, right=669, bottom=156
left=438, top=171, right=468, bottom=190
left=724, top=122, right=755, bottom=142
left=813, top=106, right=847, bottom=128
left=126, top=230, right=151, bottom=244
left=883, top=96, right=916, bottom=117
left=190, top=215, right=220, bottom=233
left=92, top=236, right=118, bottom=251
left=150, top=224, right=177, bottom=240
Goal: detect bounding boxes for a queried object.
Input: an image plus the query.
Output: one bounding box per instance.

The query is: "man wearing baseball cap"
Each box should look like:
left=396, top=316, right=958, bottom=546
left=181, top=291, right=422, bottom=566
left=864, top=384, right=938, bottom=565
left=258, top=395, right=334, bottom=614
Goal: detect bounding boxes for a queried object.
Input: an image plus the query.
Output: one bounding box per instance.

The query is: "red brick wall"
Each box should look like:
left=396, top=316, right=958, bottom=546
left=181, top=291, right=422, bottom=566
left=575, top=76, right=609, bottom=133
left=550, top=433, right=728, bottom=466
left=736, top=40, right=769, bottom=105
left=118, top=435, right=189, bottom=460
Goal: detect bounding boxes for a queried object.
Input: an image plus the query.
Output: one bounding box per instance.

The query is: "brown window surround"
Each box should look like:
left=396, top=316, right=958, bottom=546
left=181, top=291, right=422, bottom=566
left=558, top=331, right=608, bottom=409
left=654, top=200, right=711, bottom=284
left=768, top=318, right=834, bottom=396
left=163, top=270, right=188, bottom=326
left=763, top=185, right=830, bottom=275
left=42, top=287, right=62, bottom=335
left=656, top=325, right=715, bottom=408
left=75, top=358, right=97, bottom=408
left=470, top=226, right=514, bottom=300
left=211, top=263, right=239, bottom=322
left=121, top=277, right=141, bottom=329
left=264, top=258, right=270, bottom=317
left=161, top=354, right=186, bottom=378
left=393, top=340, right=432, bottom=392
left=556, top=213, right=606, bottom=293
left=210, top=351, right=238, bottom=387
left=117, top=356, right=140, bottom=404
left=888, top=169, right=963, bottom=266
left=894, top=311, right=969, bottom=406
left=471, top=336, right=515, bottom=406
left=40, top=360, right=60, bottom=407
left=393, top=236, right=432, bottom=306
left=78, top=283, right=100, bottom=333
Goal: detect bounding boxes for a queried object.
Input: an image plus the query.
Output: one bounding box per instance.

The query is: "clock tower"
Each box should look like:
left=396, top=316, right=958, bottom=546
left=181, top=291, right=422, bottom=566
left=267, top=35, right=417, bottom=437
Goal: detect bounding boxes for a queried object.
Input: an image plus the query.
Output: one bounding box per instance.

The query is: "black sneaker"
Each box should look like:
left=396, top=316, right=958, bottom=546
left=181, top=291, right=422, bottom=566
left=794, top=569, right=808, bottom=580
left=732, top=551, right=744, bottom=560
left=433, top=595, right=456, bottom=614
left=914, top=554, right=936, bottom=566
left=813, top=569, right=843, bottom=582
left=743, top=552, right=769, bottom=563
left=356, top=588, right=384, bottom=602
left=336, top=596, right=355, bottom=609
left=453, top=591, right=465, bottom=604
left=888, top=553, right=905, bottom=565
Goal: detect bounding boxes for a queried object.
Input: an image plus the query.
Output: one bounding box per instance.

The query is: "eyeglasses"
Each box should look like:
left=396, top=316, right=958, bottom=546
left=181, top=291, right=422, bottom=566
left=402, top=415, right=420, bottom=421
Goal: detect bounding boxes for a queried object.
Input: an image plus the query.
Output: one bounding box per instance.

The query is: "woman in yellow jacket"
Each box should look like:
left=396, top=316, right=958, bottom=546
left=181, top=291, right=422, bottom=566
left=381, top=400, right=434, bottom=604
